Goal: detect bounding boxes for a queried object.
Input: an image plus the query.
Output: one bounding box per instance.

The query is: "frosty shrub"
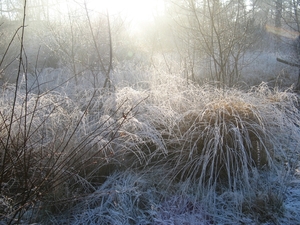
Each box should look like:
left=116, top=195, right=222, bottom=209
left=165, top=82, right=299, bottom=196
left=171, top=89, right=271, bottom=192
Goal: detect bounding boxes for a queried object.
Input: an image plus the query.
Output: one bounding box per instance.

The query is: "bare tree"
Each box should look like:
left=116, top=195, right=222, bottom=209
left=169, top=0, right=258, bottom=87
left=276, top=0, right=300, bottom=90
left=84, top=3, right=113, bottom=89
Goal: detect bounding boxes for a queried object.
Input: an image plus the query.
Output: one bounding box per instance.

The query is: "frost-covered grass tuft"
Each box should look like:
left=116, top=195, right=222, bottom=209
left=66, top=171, right=156, bottom=225
left=165, top=85, right=286, bottom=194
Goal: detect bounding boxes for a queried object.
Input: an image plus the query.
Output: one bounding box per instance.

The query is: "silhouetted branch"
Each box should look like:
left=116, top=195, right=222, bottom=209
left=276, top=57, right=300, bottom=68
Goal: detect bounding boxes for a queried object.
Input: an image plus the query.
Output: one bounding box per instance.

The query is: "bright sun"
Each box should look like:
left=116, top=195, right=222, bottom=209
left=87, top=0, right=164, bottom=22
left=52, top=0, right=164, bottom=33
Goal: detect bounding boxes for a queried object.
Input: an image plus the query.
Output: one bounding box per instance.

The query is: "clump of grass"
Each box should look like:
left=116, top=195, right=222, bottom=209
left=141, top=80, right=299, bottom=203
left=61, top=171, right=157, bottom=225
left=172, top=94, right=271, bottom=191
left=0, top=84, right=140, bottom=223
left=99, top=87, right=168, bottom=168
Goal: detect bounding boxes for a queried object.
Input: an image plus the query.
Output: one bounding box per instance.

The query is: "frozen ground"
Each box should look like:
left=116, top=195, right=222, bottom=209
left=280, top=159, right=300, bottom=224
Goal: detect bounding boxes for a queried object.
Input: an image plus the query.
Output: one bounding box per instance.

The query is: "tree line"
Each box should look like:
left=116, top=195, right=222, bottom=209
left=1, top=0, right=300, bottom=88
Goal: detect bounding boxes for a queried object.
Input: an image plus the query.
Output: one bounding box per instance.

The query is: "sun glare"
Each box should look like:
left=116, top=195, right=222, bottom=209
left=88, top=0, right=164, bottom=22
left=51, top=0, right=164, bottom=33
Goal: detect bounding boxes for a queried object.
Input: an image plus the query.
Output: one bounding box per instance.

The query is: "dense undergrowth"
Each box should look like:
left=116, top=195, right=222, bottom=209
left=0, top=71, right=299, bottom=224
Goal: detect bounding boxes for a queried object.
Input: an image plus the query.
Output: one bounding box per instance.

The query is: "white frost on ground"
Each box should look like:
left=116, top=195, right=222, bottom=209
left=281, top=164, right=300, bottom=225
